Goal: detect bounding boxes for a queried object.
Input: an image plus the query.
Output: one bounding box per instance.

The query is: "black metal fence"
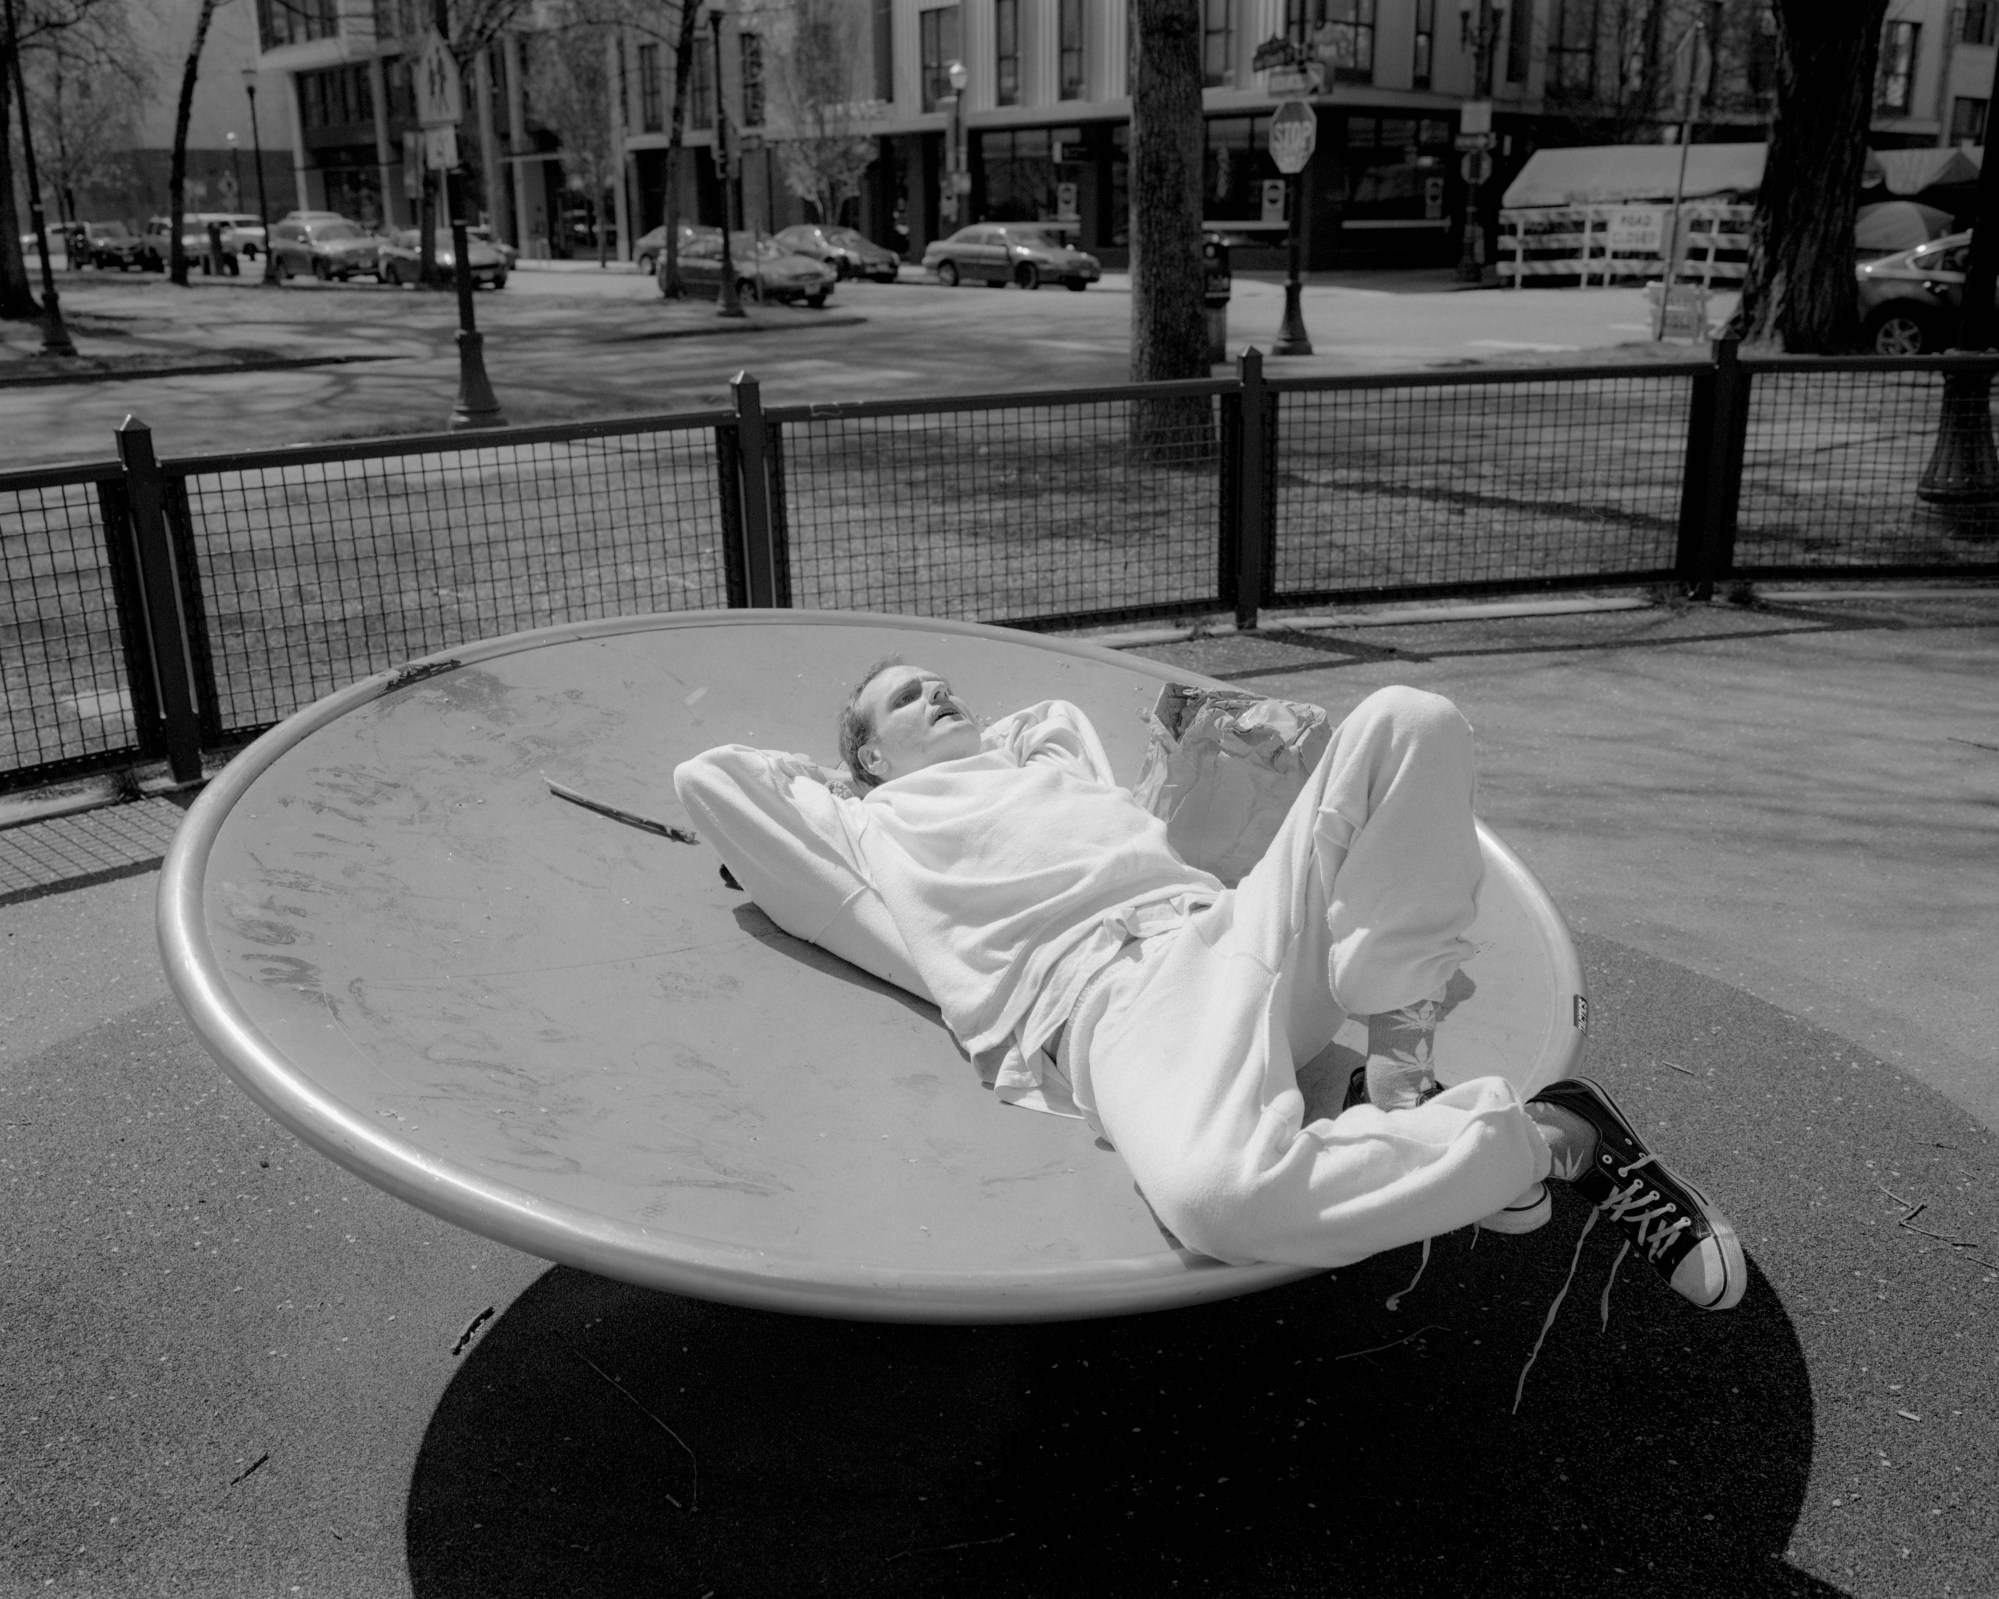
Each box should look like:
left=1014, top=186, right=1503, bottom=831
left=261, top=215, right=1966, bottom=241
left=5, top=346, right=1997, bottom=794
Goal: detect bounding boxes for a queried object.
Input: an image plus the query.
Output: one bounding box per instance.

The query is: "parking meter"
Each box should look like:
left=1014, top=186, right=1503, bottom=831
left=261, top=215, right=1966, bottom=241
left=1202, top=235, right=1232, bottom=365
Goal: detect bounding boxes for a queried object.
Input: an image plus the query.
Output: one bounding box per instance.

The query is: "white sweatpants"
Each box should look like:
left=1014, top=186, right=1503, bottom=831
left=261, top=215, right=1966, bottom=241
left=1066, top=685, right=1552, bottom=1268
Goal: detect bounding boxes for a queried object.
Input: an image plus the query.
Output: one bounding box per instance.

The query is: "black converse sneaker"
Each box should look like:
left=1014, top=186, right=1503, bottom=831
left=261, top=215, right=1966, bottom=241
left=1530, top=1077, right=1746, bottom=1310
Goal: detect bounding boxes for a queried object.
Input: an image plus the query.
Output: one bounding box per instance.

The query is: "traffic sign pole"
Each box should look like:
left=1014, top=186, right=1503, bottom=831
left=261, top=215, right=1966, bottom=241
left=1269, top=101, right=1315, bottom=357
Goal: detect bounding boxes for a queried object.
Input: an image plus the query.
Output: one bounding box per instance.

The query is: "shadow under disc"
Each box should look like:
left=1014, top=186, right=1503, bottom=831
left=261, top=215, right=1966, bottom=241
left=402, top=934, right=1908, bottom=1599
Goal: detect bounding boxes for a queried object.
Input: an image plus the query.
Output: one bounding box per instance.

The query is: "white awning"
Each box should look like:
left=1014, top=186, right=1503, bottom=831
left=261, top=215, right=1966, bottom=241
left=1502, top=144, right=1768, bottom=208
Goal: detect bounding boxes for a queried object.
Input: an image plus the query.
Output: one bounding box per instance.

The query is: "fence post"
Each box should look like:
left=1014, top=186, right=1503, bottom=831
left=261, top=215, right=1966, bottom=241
left=114, top=416, right=204, bottom=784
left=1234, top=347, right=1270, bottom=632
left=1697, top=336, right=1751, bottom=600
left=1673, top=366, right=1716, bottom=587
left=731, top=370, right=783, bottom=609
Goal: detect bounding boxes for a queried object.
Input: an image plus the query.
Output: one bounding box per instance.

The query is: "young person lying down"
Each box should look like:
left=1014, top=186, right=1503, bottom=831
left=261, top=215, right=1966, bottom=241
left=675, top=660, right=1743, bottom=1309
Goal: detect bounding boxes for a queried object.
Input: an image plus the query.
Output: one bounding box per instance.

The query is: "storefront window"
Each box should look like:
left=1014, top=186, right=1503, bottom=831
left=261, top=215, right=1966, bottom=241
left=1337, top=115, right=1451, bottom=222
left=1204, top=115, right=1275, bottom=225
left=920, top=5, right=961, bottom=112
left=978, top=126, right=1056, bottom=220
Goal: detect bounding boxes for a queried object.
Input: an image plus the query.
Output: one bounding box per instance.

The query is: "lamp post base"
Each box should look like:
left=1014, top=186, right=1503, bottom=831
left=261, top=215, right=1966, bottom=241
left=1917, top=368, right=1999, bottom=532
left=1273, top=281, right=1313, bottom=356
left=39, top=296, right=77, bottom=359
left=1455, top=220, right=1488, bottom=286
left=448, top=329, right=506, bottom=430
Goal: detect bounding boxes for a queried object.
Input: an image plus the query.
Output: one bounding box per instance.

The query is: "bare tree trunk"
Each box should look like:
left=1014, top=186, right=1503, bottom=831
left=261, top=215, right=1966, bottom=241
left=166, top=0, right=221, bottom=287
left=1128, top=0, right=1209, bottom=450
left=1725, top=0, right=1886, bottom=351
left=659, top=0, right=701, bottom=297
left=0, top=39, right=38, bottom=318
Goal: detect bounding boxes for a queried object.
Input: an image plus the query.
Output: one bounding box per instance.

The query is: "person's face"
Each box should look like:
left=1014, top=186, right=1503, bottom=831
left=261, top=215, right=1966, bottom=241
left=856, top=665, right=982, bottom=783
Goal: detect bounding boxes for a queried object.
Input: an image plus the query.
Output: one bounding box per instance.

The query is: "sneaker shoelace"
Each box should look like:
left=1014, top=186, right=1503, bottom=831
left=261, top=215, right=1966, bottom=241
left=1598, top=1153, right=1693, bottom=1262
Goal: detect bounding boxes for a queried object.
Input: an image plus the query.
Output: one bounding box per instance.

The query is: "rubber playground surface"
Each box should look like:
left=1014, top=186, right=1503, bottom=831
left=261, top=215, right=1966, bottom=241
left=2, top=587, right=1996, bottom=1596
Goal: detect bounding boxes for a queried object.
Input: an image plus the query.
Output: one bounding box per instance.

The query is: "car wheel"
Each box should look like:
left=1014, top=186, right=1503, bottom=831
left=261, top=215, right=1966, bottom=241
left=1064, top=278, right=1089, bottom=292
left=1865, top=305, right=1937, bottom=356
left=1014, top=262, right=1040, bottom=290
left=312, top=256, right=331, bottom=282
left=738, top=277, right=762, bottom=303
left=491, top=271, right=507, bottom=290
left=272, top=256, right=289, bottom=282
left=936, top=259, right=959, bottom=287
left=805, top=289, right=829, bottom=308
left=637, top=251, right=656, bottom=274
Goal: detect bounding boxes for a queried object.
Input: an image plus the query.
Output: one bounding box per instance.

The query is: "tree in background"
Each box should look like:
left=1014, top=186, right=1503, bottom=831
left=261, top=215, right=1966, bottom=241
left=746, top=0, right=878, bottom=228
left=2, top=0, right=137, bottom=316
left=1725, top=0, right=1887, bottom=349
left=1127, top=0, right=1209, bottom=448
left=527, top=3, right=617, bottom=264
left=1537, top=0, right=1779, bottom=144
left=164, top=0, right=224, bottom=286
left=17, top=0, right=147, bottom=222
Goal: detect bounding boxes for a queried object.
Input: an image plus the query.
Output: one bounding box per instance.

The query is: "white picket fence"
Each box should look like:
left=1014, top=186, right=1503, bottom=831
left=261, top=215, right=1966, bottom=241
left=1497, top=202, right=1752, bottom=288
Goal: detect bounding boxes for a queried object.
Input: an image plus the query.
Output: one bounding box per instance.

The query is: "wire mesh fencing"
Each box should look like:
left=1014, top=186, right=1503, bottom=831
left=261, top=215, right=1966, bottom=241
left=1735, top=366, right=1999, bottom=571
left=1269, top=370, right=1693, bottom=603
left=174, top=423, right=734, bottom=738
left=0, top=468, right=149, bottom=790
left=771, top=387, right=1229, bottom=629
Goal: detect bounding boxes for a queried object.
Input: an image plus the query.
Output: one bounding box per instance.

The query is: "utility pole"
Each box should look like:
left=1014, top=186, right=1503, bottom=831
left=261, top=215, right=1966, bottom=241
left=5, top=0, right=77, bottom=356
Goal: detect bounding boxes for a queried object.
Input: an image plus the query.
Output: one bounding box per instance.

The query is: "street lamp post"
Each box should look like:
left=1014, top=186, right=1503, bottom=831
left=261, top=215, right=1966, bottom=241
left=3, top=0, right=76, bottom=356
left=713, top=9, right=746, bottom=318
left=939, top=59, right=968, bottom=230
left=226, top=132, right=243, bottom=209
left=1454, top=0, right=1501, bottom=286
left=241, top=68, right=279, bottom=285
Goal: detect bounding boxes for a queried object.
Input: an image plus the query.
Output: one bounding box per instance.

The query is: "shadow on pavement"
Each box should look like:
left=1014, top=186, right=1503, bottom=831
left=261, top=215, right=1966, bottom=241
left=405, top=1210, right=1839, bottom=1597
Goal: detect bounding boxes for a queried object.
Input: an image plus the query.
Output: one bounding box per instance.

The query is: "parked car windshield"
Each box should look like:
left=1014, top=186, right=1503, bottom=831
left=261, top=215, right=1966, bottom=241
left=313, top=222, right=364, bottom=242
left=1006, top=227, right=1070, bottom=249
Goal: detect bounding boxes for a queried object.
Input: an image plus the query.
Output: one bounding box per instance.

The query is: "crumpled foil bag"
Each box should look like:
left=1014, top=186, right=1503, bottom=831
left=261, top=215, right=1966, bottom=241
left=1131, top=683, right=1333, bottom=887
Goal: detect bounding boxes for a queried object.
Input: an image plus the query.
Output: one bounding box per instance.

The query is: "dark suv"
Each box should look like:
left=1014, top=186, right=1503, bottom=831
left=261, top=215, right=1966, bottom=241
left=76, top=221, right=148, bottom=270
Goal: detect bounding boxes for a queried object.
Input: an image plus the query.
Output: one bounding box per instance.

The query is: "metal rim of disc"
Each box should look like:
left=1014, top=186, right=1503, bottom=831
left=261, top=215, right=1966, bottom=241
left=158, top=609, right=1581, bottom=1323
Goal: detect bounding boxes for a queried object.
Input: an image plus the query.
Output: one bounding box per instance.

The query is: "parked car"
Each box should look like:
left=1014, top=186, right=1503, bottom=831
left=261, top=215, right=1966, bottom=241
left=139, top=212, right=255, bottom=270
left=634, top=222, right=717, bottom=275
left=77, top=221, right=148, bottom=270
left=922, top=224, right=1100, bottom=291
left=679, top=231, right=835, bottom=306
left=771, top=223, right=902, bottom=282
left=1855, top=231, right=1983, bottom=354
left=213, top=213, right=269, bottom=259
left=376, top=227, right=509, bottom=288
left=267, top=214, right=382, bottom=282
left=467, top=224, right=518, bottom=270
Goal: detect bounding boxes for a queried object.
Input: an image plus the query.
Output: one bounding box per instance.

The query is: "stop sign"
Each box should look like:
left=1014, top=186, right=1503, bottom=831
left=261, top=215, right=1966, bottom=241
left=1270, top=101, right=1317, bottom=175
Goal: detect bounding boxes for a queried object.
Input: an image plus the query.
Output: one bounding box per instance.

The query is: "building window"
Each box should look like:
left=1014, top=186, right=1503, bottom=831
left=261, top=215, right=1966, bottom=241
left=740, top=32, right=764, bottom=126
left=1340, top=114, right=1452, bottom=221
left=1546, top=0, right=1595, bottom=98
left=371, top=0, right=423, bottom=44
left=1411, top=0, right=1434, bottom=88
left=1059, top=0, right=1086, bottom=97
left=298, top=64, right=374, bottom=132
left=994, top=0, right=1019, bottom=105
left=978, top=126, right=1060, bottom=220
left=1961, top=0, right=1995, bottom=45
left=638, top=43, right=663, bottom=133
left=1953, top=95, right=1989, bottom=143
left=1877, top=21, right=1918, bottom=113
left=873, top=0, right=895, bottom=102
left=1204, top=0, right=1235, bottom=86
left=1285, top=0, right=1375, bottom=86
left=257, top=0, right=337, bottom=51
left=920, top=5, right=961, bottom=112
left=690, top=39, right=715, bottom=128
left=1506, top=0, right=1531, bottom=83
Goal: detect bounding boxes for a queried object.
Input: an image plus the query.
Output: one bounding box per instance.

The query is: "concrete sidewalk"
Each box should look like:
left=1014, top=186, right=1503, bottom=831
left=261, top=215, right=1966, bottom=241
left=3, top=588, right=1995, bottom=1596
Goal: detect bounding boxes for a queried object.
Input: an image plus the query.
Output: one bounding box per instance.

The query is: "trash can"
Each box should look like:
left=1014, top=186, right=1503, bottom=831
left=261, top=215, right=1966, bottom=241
left=1203, top=235, right=1232, bottom=365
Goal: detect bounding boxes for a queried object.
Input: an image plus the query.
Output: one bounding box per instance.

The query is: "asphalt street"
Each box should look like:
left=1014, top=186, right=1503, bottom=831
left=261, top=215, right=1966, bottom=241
left=3, top=588, right=1995, bottom=1597
left=0, top=265, right=1720, bottom=466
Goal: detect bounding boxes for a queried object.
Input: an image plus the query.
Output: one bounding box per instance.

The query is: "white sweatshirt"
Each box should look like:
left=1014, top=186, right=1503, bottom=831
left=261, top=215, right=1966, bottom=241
left=673, top=700, right=1221, bottom=1109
